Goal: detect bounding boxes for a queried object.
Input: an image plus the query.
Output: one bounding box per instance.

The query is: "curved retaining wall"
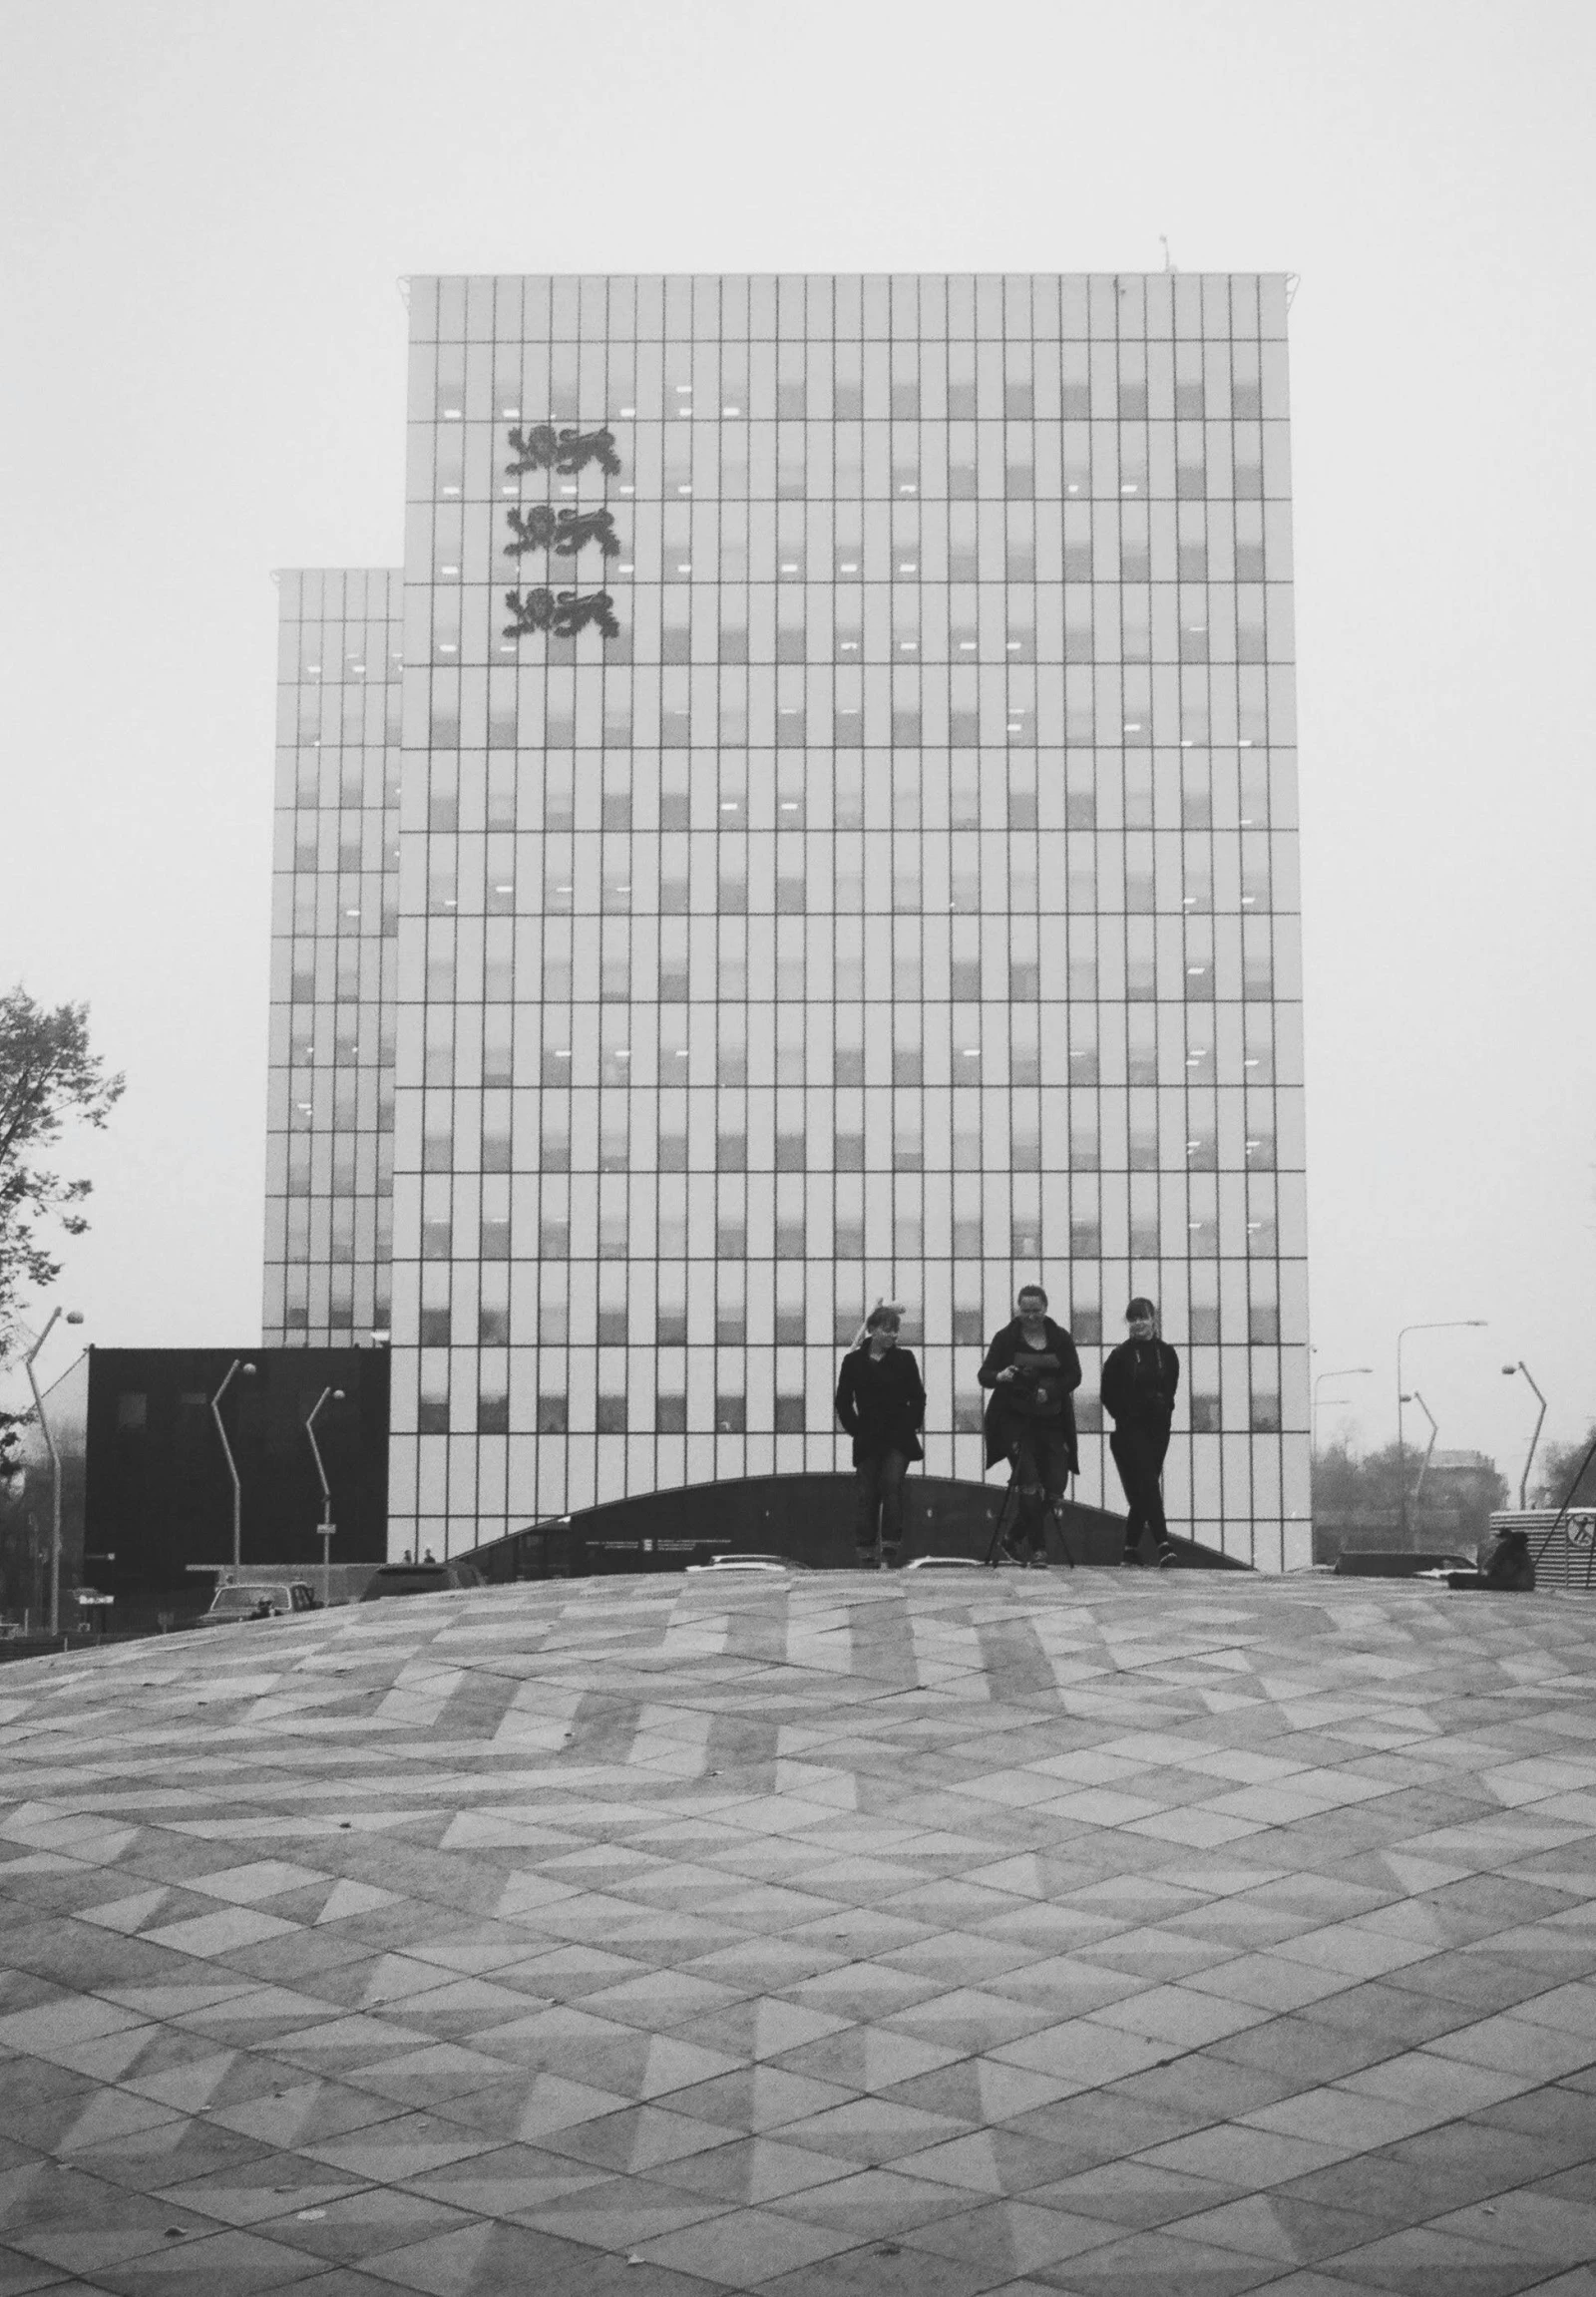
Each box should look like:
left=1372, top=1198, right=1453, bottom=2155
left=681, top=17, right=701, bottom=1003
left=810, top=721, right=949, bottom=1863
left=474, top=1473, right=1252, bottom=1577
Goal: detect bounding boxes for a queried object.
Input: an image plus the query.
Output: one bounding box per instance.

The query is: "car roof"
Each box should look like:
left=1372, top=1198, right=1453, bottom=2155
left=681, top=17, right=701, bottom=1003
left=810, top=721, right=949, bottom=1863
left=687, top=1555, right=791, bottom=1574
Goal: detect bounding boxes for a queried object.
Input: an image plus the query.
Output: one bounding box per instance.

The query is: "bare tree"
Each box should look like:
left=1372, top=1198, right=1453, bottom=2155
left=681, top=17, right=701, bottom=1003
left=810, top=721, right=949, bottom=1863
left=1535, top=1427, right=1596, bottom=1511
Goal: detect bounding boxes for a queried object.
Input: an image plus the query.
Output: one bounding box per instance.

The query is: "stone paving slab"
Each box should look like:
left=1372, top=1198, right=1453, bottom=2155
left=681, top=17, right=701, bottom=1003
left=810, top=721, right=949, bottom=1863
left=2, top=1570, right=1596, bottom=2292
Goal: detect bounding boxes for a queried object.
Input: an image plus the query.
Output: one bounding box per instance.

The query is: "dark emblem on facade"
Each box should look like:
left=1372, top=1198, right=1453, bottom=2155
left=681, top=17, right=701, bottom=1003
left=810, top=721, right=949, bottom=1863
left=506, top=424, right=622, bottom=478
left=504, top=587, right=620, bottom=641
left=504, top=506, right=621, bottom=559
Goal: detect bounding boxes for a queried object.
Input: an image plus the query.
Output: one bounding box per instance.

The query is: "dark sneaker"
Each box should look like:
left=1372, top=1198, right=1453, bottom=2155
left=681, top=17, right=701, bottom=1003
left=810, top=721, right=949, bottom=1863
left=1120, top=1549, right=1142, bottom=1568
left=998, top=1536, right=1030, bottom=1567
left=1156, top=1547, right=1177, bottom=1570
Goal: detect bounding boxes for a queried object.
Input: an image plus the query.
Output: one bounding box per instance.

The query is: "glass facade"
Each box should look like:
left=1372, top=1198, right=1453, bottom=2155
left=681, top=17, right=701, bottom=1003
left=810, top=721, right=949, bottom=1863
left=262, top=570, right=402, bottom=1344
left=269, top=274, right=1309, bottom=1570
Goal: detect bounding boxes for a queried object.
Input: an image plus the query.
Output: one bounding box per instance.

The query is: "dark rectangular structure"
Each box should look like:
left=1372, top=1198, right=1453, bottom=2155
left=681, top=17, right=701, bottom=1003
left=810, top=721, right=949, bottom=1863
left=0, top=1346, right=389, bottom=1633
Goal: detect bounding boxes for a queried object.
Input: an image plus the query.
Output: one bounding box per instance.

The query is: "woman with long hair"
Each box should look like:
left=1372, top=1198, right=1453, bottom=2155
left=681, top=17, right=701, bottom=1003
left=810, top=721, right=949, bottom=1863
left=835, top=1300, right=925, bottom=1569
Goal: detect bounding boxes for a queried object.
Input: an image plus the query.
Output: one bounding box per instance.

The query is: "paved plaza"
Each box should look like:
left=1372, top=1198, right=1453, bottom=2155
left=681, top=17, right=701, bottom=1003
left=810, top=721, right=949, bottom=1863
left=3, top=1570, right=1596, bottom=2295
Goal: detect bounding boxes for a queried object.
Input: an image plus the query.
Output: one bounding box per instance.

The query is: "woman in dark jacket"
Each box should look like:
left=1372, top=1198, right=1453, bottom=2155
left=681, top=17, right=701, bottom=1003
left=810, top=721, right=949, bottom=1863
left=1100, top=1296, right=1181, bottom=1567
left=836, top=1302, right=926, bottom=1568
left=978, top=1285, right=1082, bottom=1564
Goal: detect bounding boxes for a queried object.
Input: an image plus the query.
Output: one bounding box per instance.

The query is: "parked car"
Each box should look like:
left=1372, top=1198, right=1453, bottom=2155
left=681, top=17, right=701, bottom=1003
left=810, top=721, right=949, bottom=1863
left=202, top=1581, right=320, bottom=1624
left=359, top=1560, right=484, bottom=1601
left=471, top=1517, right=588, bottom=1583
left=685, top=1553, right=802, bottom=1576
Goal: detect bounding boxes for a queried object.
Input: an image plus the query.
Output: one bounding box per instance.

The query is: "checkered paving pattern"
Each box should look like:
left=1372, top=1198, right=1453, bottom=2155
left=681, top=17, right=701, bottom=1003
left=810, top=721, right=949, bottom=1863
left=3, top=1572, right=1596, bottom=2294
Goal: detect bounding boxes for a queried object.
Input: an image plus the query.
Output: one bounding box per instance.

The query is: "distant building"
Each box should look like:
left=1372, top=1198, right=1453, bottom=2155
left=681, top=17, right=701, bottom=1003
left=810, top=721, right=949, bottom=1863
left=264, top=271, right=1309, bottom=1568
left=1423, top=1448, right=1499, bottom=1485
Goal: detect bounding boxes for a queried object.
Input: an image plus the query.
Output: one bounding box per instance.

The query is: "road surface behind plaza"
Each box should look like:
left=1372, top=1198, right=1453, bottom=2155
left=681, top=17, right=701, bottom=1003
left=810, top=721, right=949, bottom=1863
left=3, top=1571, right=1596, bottom=2295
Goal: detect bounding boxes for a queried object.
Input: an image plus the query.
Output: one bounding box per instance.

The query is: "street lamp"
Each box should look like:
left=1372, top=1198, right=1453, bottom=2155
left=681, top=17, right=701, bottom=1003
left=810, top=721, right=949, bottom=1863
left=1401, top=1390, right=1438, bottom=1515
left=1502, top=1362, right=1548, bottom=1510
left=1312, top=1366, right=1373, bottom=1456
left=22, top=1308, right=85, bottom=1638
left=1396, top=1321, right=1485, bottom=1539
left=305, top=1386, right=344, bottom=1606
left=210, top=1359, right=257, bottom=1573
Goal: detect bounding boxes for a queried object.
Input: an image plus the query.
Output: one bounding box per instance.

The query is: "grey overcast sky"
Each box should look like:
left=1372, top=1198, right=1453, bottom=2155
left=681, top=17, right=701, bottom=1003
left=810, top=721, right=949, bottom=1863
left=3, top=0, right=1593, bottom=1482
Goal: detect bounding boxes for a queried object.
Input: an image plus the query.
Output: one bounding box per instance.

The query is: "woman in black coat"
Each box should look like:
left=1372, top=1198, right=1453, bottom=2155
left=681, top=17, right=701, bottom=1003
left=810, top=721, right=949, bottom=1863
left=1100, top=1296, right=1182, bottom=1567
left=978, top=1284, right=1082, bottom=1564
left=835, top=1302, right=926, bottom=1569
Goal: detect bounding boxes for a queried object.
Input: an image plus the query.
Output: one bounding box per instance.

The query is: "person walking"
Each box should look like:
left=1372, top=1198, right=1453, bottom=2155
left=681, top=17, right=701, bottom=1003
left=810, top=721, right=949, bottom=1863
left=1101, top=1297, right=1181, bottom=1567
left=978, top=1285, right=1082, bottom=1566
left=835, top=1302, right=926, bottom=1569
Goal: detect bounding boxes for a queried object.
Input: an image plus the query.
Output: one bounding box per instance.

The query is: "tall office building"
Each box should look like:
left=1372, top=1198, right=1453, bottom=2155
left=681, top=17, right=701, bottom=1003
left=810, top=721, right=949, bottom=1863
left=265, top=273, right=1309, bottom=1570
left=263, top=572, right=401, bottom=1344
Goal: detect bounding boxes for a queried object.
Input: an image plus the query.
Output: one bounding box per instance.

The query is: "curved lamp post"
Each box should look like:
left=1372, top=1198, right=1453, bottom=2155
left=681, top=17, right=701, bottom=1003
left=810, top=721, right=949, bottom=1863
left=1397, top=1322, right=1485, bottom=1539
left=1401, top=1390, right=1438, bottom=1514
left=1502, top=1362, right=1548, bottom=1510
left=22, top=1308, right=85, bottom=1637
left=1312, top=1366, right=1373, bottom=1456
left=306, top=1386, right=344, bottom=1606
left=210, top=1359, right=257, bottom=1573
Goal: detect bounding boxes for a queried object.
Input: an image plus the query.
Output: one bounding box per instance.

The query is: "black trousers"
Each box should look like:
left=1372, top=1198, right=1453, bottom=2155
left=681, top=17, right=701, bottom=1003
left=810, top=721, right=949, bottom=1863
left=1007, top=1423, right=1073, bottom=1552
left=1110, top=1426, right=1171, bottom=1551
left=855, top=1448, right=909, bottom=1554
